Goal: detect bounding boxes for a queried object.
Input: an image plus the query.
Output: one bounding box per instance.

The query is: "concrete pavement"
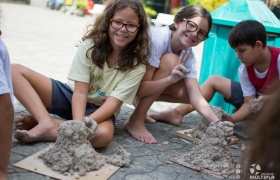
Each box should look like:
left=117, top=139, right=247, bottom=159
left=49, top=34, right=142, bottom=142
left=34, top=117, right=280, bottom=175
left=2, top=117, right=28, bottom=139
left=1, top=2, right=246, bottom=180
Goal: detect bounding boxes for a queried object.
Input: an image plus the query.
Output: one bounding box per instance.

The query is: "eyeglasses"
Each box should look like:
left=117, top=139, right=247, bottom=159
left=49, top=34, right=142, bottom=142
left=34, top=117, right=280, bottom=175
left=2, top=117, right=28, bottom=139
left=110, top=19, right=140, bottom=33
left=182, top=18, right=208, bottom=40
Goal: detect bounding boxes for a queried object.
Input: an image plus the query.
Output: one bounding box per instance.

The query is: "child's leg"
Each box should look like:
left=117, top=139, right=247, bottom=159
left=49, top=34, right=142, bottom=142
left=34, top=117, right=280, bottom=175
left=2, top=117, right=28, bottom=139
left=0, top=94, right=14, bottom=179
left=125, top=53, right=178, bottom=144
left=12, top=64, right=62, bottom=142
left=90, top=119, right=114, bottom=148
left=150, top=76, right=232, bottom=124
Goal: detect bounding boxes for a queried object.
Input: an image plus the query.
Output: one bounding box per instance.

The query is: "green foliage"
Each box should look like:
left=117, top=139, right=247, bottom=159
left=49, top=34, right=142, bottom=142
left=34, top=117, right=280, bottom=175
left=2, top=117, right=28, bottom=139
left=188, top=0, right=229, bottom=12
left=76, top=0, right=88, bottom=9
left=171, top=6, right=184, bottom=15
left=188, top=0, right=200, bottom=5
left=140, top=0, right=157, bottom=18
left=144, top=5, right=157, bottom=18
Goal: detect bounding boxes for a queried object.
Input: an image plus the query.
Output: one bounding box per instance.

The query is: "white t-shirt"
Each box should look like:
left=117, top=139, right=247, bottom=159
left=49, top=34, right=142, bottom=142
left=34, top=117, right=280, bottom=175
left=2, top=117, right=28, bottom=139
left=0, top=39, right=14, bottom=104
left=149, top=26, right=198, bottom=79
left=238, top=54, right=280, bottom=97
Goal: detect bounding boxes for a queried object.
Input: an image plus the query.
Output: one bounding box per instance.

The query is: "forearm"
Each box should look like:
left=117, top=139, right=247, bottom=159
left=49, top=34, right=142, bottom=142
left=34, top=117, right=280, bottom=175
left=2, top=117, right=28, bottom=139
left=87, top=96, right=121, bottom=123
left=0, top=94, right=14, bottom=178
left=186, top=79, right=219, bottom=123
left=72, top=92, right=87, bottom=121
left=193, top=100, right=219, bottom=123
left=137, top=76, right=173, bottom=98
left=231, top=103, right=251, bottom=122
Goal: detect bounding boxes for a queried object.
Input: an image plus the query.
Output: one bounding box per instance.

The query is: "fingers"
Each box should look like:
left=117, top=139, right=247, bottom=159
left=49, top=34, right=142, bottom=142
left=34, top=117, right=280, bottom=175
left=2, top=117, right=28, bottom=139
left=181, top=50, right=190, bottom=65
left=173, top=69, right=185, bottom=77
left=178, top=50, right=190, bottom=65
left=222, top=121, right=234, bottom=127
left=178, top=50, right=187, bottom=64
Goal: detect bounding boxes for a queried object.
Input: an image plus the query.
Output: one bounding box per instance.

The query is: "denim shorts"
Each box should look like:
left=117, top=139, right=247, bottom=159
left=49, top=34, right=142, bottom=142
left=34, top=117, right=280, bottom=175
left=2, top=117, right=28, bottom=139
left=224, top=80, right=244, bottom=109
left=48, top=79, right=115, bottom=123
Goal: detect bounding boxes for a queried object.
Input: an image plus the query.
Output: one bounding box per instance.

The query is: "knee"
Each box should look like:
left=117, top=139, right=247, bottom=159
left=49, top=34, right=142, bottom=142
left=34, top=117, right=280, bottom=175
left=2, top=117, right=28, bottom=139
left=11, top=64, right=26, bottom=76
left=205, top=75, right=225, bottom=90
left=90, top=126, right=114, bottom=148
left=158, top=53, right=178, bottom=72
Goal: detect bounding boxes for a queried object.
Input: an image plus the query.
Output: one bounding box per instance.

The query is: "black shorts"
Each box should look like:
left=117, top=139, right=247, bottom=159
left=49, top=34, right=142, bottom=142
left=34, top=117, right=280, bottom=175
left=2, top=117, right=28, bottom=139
left=224, top=80, right=244, bottom=109
left=48, top=79, right=115, bottom=123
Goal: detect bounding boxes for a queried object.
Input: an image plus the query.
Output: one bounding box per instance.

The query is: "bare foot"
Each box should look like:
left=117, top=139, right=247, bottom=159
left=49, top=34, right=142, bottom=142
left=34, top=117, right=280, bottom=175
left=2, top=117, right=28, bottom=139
left=144, top=114, right=156, bottom=124
left=15, top=115, right=38, bottom=130
left=124, top=118, right=157, bottom=144
left=149, top=109, right=183, bottom=126
left=14, top=120, right=59, bottom=143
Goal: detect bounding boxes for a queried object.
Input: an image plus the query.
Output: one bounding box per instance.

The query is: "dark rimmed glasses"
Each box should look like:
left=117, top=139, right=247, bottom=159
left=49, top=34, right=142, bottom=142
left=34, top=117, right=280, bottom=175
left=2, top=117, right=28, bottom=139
left=110, top=19, right=140, bottom=33
left=182, top=18, right=208, bottom=40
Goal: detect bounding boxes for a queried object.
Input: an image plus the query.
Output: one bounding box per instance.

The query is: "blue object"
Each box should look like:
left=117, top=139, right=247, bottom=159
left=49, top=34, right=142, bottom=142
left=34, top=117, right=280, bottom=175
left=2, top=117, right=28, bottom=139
left=199, top=0, right=280, bottom=114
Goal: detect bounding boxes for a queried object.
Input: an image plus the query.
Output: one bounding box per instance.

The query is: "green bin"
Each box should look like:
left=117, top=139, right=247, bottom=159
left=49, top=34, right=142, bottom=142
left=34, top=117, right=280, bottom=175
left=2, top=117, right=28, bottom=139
left=199, top=0, right=280, bottom=114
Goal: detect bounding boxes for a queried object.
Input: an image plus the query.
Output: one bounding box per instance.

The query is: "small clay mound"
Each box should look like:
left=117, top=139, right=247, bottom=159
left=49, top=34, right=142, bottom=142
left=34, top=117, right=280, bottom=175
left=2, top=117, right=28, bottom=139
left=249, top=96, right=263, bottom=113
left=181, top=122, right=236, bottom=177
left=38, top=117, right=131, bottom=177
left=188, top=106, right=230, bottom=139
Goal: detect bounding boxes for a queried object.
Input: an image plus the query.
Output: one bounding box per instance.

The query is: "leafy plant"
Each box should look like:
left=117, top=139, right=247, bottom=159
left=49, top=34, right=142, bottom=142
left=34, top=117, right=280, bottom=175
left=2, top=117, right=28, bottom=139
left=144, top=5, right=157, bottom=18
left=189, top=0, right=229, bottom=12
left=76, top=0, right=88, bottom=9
left=171, top=6, right=184, bottom=15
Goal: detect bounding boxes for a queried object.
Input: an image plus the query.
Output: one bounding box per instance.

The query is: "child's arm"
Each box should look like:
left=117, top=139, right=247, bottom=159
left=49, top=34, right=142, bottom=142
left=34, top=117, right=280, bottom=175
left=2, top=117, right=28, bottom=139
left=185, top=78, right=220, bottom=123
left=72, top=81, right=89, bottom=121
left=231, top=95, right=254, bottom=122
left=0, top=93, right=14, bottom=179
left=137, top=52, right=189, bottom=98
left=87, top=96, right=122, bottom=123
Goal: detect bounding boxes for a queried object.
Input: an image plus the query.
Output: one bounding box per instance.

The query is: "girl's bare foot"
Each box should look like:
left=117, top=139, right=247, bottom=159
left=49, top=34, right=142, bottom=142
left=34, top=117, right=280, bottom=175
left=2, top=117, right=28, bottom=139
left=15, top=115, right=38, bottom=130
left=149, top=109, right=183, bottom=126
left=124, top=118, right=157, bottom=144
left=14, top=120, right=59, bottom=143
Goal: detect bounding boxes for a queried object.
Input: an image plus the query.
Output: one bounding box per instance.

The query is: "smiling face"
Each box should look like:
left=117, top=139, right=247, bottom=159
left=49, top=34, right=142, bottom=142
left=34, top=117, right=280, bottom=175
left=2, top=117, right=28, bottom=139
left=108, top=7, right=139, bottom=52
left=174, top=16, right=209, bottom=48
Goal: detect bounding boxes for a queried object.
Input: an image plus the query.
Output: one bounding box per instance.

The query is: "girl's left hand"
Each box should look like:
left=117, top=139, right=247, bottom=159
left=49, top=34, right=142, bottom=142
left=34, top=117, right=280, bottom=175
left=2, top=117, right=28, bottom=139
left=169, top=50, right=191, bottom=83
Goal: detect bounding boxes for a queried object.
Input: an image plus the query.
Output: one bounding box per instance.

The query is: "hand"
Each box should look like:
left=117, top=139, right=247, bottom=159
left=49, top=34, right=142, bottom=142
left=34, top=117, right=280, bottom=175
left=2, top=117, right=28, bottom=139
left=83, top=116, right=97, bottom=140
left=216, top=120, right=234, bottom=141
left=249, top=96, right=264, bottom=113
left=169, top=50, right=191, bottom=83
left=221, top=114, right=234, bottom=123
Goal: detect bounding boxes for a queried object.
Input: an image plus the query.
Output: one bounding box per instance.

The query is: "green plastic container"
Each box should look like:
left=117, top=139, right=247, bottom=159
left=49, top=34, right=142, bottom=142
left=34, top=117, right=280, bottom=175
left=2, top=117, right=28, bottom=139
left=199, top=0, right=280, bottom=114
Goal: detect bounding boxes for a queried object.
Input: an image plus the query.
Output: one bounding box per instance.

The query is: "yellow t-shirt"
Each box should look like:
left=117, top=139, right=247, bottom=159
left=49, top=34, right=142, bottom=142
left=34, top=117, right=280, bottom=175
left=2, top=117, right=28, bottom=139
left=67, top=40, right=146, bottom=116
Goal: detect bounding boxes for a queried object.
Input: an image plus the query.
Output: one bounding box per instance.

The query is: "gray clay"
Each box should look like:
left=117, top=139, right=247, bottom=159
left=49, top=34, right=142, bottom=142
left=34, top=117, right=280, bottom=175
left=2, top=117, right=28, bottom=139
left=181, top=122, right=236, bottom=177
left=188, top=106, right=230, bottom=139
left=249, top=96, right=263, bottom=113
left=39, top=117, right=131, bottom=176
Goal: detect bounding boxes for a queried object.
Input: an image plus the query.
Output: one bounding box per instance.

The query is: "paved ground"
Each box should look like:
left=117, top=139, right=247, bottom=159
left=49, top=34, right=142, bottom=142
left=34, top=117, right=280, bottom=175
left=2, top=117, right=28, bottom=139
left=1, top=2, right=246, bottom=180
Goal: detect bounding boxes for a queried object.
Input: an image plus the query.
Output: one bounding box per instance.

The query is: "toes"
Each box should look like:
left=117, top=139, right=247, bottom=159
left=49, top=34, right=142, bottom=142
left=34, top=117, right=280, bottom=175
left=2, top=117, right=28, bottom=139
left=15, top=115, right=25, bottom=124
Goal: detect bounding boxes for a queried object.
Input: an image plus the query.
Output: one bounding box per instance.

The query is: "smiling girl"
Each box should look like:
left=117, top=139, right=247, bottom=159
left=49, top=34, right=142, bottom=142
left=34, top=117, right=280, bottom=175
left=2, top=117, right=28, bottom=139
left=125, top=5, right=233, bottom=144
left=12, top=0, right=150, bottom=148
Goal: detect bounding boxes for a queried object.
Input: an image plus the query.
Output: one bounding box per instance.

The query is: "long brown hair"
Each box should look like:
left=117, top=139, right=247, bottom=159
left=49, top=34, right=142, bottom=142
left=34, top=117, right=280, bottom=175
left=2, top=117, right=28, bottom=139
left=242, top=83, right=280, bottom=179
left=82, top=0, right=150, bottom=71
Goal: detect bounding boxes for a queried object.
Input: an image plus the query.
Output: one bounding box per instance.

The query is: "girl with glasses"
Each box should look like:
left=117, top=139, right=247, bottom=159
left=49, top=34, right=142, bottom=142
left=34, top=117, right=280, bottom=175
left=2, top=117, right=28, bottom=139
left=12, top=0, right=150, bottom=148
left=125, top=5, right=233, bottom=144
